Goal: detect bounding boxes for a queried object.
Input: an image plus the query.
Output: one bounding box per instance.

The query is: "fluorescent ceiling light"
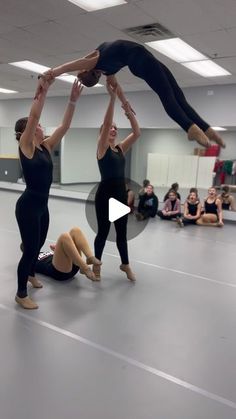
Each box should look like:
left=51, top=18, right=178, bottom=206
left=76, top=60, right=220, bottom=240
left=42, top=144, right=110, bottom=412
left=67, top=0, right=127, bottom=12
left=212, top=126, right=227, bottom=131
left=182, top=60, right=231, bottom=77
left=0, top=87, right=18, bottom=94
left=9, top=61, right=103, bottom=87
left=9, top=60, right=49, bottom=73
left=146, top=38, right=206, bottom=63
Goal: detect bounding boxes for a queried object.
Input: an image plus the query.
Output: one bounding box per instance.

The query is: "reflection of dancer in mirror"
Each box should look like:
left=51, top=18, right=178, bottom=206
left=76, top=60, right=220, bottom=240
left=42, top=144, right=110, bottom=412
left=15, top=78, right=83, bottom=309
left=39, top=39, right=225, bottom=149
left=217, top=185, right=236, bottom=211
left=35, top=227, right=102, bottom=282
left=93, top=77, right=140, bottom=281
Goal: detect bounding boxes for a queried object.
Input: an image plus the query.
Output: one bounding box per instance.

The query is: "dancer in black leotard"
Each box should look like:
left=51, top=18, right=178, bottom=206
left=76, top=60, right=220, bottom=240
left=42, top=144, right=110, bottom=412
left=35, top=227, right=101, bottom=282
left=177, top=191, right=202, bottom=227
left=15, top=78, right=83, bottom=309
left=197, top=187, right=224, bottom=226
left=93, top=78, right=140, bottom=281
left=39, top=39, right=225, bottom=149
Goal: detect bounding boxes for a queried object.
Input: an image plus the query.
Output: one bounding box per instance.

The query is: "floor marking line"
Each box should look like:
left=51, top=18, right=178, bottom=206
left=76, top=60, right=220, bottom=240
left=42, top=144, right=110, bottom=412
left=104, top=253, right=236, bottom=289
left=0, top=302, right=235, bottom=410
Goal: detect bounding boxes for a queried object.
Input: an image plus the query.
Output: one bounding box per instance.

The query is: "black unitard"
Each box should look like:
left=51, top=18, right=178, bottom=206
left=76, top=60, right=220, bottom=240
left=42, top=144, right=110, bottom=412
left=182, top=201, right=199, bottom=225
left=95, top=40, right=209, bottom=132
left=94, top=146, right=129, bottom=264
left=15, top=145, right=53, bottom=297
left=204, top=199, right=218, bottom=217
left=35, top=252, right=79, bottom=281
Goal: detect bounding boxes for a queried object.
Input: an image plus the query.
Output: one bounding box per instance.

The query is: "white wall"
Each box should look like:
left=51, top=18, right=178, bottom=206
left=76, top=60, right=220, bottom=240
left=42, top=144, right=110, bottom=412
left=1, top=84, right=236, bottom=185
left=0, top=127, right=18, bottom=156
left=61, top=128, right=100, bottom=183
left=1, top=83, right=236, bottom=128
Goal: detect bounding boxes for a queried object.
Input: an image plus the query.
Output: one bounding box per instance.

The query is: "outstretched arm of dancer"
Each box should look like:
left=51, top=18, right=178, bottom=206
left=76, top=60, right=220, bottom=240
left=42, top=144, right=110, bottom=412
left=43, top=79, right=83, bottom=152
left=19, top=77, right=55, bottom=155
left=97, top=81, right=117, bottom=159
left=109, top=77, right=140, bottom=153
left=50, top=51, right=98, bottom=77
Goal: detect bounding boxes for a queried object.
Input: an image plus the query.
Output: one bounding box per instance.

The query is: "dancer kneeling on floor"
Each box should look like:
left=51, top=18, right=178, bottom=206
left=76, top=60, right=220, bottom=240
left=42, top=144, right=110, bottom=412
left=196, top=187, right=224, bottom=226
left=157, top=190, right=181, bottom=220
left=177, top=190, right=202, bottom=227
left=35, top=227, right=101, bottom=281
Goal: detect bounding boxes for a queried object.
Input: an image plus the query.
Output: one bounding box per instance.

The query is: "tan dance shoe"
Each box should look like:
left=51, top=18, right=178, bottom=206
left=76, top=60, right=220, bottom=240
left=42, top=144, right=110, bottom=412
left=205, top=127, right=226, bottom=148
left=15, top=295, right=38, bottom=309
left=120, top=264, right=136, bottom=282
left=188, top=124, right=211, bottom=148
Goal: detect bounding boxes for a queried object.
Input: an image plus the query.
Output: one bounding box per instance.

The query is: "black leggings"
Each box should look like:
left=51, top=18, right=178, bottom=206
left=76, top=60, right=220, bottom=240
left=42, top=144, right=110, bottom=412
left=127, top=45, right=209, bottom=132
left=15, top=190, right=49, bottom=298
left=94, top=181, right=129, bottom=265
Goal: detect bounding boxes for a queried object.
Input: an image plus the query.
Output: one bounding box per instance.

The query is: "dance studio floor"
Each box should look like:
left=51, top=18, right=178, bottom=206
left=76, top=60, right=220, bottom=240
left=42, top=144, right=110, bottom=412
left=0, top=189, right=236, bottom=419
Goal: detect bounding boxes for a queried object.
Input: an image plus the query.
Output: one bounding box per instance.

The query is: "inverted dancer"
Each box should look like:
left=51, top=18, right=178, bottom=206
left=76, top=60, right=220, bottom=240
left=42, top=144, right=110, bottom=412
left=93, top=78, right=140, bottom=281
left=35, top=227, right=101, bottom=282
left=39, top=39, right=225, bottom=148
left=15, top=78, right=83, bottom=309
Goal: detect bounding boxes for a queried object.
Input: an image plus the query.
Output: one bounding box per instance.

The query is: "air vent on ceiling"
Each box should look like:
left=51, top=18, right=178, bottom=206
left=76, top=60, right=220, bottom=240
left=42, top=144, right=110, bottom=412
left=124, top=22, right=175, bottom=43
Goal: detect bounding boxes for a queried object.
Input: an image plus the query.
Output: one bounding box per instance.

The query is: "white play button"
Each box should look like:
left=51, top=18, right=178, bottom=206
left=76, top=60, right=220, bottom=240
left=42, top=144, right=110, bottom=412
left=108, top=198, right=130, bottom=222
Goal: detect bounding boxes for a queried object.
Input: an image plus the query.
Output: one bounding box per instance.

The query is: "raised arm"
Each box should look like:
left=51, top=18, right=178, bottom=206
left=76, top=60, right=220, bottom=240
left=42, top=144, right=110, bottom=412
left=43, top=79, right=83, bottom=152
left=52, top=51, right=99, bottom=77
left=97, top=82, right=117, bottom=159
left=107, top=77, right=140, bottom=154
left=20, top=77, right=54, bottom=156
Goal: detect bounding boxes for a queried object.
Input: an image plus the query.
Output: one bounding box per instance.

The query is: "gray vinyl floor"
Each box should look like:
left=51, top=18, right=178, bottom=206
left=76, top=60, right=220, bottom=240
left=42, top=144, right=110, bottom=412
left=0, top=189, right=236, bottom=419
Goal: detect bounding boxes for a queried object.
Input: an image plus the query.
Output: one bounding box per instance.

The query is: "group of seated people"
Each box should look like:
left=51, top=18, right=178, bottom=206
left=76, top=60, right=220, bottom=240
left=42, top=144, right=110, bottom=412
left=133, top=180, right=236, bottom=227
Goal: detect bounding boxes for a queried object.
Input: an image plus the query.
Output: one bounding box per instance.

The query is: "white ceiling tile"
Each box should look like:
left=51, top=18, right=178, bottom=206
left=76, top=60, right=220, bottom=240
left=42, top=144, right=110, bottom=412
left=0, top=0, right=236, bottom=98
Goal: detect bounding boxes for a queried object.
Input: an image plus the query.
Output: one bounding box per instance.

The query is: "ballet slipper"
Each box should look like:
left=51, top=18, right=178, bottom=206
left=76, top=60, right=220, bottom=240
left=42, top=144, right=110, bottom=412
left=28, top=276, right=43, bottom=288
left=92, top=264, right=101, bottom=280
left=86, top=256, right=102, bottom=266
left=205, top=127, right=226, bottom=148
left=83, top=267, right=97, bottom=281
left=80, top=265, right=100, bottom=281
left=15, top=295, right=38, bottom=309
left=187, top=124, right=211, bottom=148
left=120, top=264, right=136, bottom=282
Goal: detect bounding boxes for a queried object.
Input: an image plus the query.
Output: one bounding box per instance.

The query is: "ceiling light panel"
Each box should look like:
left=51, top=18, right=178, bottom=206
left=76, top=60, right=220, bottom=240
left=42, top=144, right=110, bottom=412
left=67, top=0, right=127, bottom=12
left=146, top=38, right=206, bottom=63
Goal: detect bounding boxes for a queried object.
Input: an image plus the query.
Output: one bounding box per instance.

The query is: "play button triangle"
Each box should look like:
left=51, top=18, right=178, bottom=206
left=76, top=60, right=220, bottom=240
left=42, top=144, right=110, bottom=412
left=108, top=198, right=130, bottom=222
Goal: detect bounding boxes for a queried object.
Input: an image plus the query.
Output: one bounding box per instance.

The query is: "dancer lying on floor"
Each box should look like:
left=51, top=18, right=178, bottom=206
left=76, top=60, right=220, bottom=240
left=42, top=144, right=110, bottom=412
left=34, top=227, right=102, bottom=283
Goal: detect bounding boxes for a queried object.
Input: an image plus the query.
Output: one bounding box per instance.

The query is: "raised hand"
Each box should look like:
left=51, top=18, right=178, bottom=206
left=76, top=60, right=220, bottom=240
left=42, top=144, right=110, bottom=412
left=69, top=79, right=84, bottom=102
left=106, top=81, right=117, bottom=99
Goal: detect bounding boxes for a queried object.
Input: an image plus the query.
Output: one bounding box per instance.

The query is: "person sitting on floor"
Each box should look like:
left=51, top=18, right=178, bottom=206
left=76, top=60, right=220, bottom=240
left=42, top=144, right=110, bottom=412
left=163, top=182, right=181, bottom=202
left=196, top=187, right=224, bottom=226
left=157, top=189, right=181, bottom=220
left=136, top=184, right=158, bottom=220
left=177, top=190, right=202, bottom=227
left=34, top=227, right=102, bottom=282
left=138, top=179, right=150, bottom=197
left=217, top=185, right=236, bottom=211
